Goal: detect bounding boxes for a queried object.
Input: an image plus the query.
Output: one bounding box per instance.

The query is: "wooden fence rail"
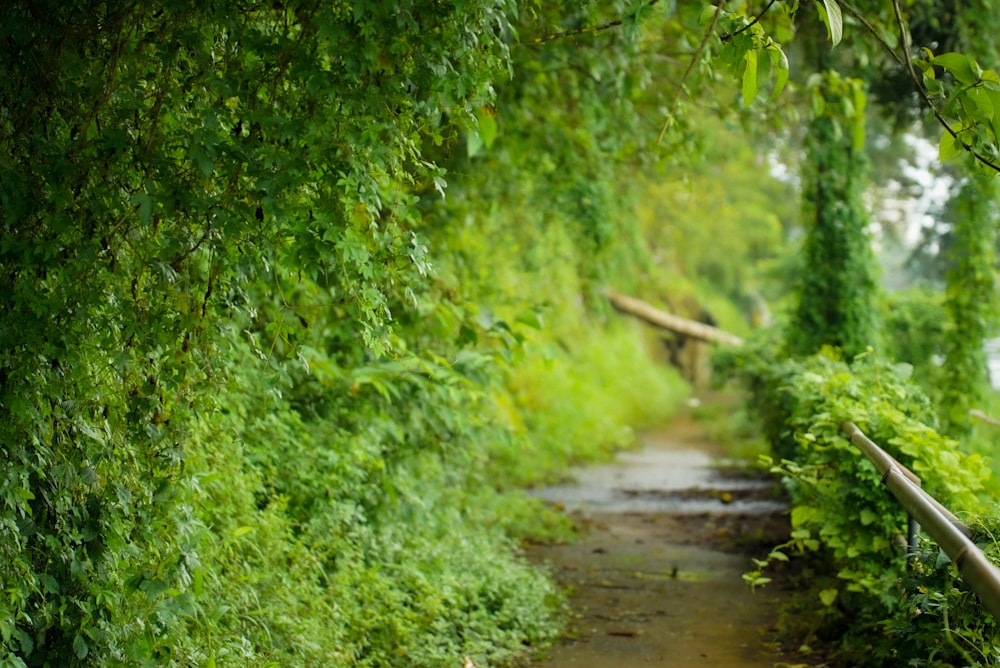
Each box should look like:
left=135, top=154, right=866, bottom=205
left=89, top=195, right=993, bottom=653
left=604, top=288, right=744, bottom=346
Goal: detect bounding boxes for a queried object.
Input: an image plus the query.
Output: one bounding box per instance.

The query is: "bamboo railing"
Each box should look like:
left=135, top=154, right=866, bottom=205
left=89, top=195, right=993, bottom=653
left=842, top=421, right=1000, bottom=620
left=604, top=288, right=744, bottom=346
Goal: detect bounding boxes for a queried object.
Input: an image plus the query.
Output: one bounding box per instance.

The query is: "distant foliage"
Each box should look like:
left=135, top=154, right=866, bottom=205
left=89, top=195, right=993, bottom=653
left=882, top=288, right=949, bottom=383
left=939, top=170, right=999, bottom=436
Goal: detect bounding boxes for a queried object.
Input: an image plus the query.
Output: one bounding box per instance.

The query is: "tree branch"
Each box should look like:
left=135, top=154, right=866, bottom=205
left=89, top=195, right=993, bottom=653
left=657, top=2, right=726, bottom=144
left=721, top=0, right=779, bottom=43
left=839, top=0, right=1000, bottom=173
left=530, top=0, right=661, bottom=45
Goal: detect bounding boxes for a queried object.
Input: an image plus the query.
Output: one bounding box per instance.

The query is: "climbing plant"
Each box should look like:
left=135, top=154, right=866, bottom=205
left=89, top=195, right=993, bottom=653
left=0, top=2, right=520, bottom=664
left=939, top=168, right=999, bottom=436
left=787, top=71, right=881, bottom=358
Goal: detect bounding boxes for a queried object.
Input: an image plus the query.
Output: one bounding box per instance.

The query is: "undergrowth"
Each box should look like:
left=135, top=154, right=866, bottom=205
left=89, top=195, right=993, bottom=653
left=492, top=322, right=690, bottom=486
left=108, top=318, right=680, bottom=667
left=717, top=334, right=1000, bottom=666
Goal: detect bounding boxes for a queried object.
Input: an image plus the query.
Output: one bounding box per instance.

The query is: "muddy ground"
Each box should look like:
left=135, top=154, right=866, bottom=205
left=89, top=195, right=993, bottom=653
left=523, top=411, right=830, bottom=668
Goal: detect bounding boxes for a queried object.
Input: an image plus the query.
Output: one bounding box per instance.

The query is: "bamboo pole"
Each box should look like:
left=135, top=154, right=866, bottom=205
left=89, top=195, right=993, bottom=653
left=970, top=409, right=1000, bottom=427
left=605, top=288, right=744, bottom=346
left=842, top=421, right=1000, bottom=620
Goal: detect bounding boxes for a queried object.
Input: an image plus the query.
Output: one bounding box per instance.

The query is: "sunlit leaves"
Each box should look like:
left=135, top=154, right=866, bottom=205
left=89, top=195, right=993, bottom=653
left=916, top=50, right=1000, bottom=168
left=815, top=0, right=844, bottom=47
left=742, top=49, right=758, bottom=106
left=715, top=8, right=790, bottom=106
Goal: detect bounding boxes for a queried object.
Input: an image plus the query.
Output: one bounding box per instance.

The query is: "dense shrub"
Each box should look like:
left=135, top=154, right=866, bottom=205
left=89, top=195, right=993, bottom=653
left=719, top=334, right=999, bottom=665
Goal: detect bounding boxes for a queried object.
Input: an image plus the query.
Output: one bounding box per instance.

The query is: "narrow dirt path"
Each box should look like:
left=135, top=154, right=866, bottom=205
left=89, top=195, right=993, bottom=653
left=524, top=410, right=815, bottom=667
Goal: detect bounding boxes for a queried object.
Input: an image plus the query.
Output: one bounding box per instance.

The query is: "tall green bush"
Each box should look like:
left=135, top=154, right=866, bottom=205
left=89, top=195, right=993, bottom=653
left=788, top=72, right=881, bottom=358
left=939, top=169, right=999, bottom=436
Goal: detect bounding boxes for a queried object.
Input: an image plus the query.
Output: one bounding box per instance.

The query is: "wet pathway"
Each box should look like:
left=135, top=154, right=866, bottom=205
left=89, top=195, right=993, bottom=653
left=525, top=413, right=804, bottom=667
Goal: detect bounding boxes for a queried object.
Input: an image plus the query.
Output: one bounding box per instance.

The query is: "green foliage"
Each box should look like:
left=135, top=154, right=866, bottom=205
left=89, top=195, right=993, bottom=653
left=788, top=72, right=881, bottom=358
left=0, top=1, right=557, bottom=664
left=491, top=323, right=689, bottom=486
left=7, top=0, right=1000, bottom=664
left=636, top=118, right=797, bottom=314
left=882, top=517, right=1000, bottom=667
left=882, top=288, right=949, bottom=390
left=918, top=51, right=1000, bottom=168
left=939, top=169, right=999, bottom=436
left=720, top=336, right=997, bottom=664
left=142, top=323, right=565, bottom=667
left=712, top=6, right=790, bottom=105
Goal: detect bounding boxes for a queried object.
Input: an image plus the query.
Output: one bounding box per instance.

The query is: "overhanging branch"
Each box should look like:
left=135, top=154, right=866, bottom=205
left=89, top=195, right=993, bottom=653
left=839, top=0, right=1000, bottom=174
left=530, top=0, right=661, bottom=45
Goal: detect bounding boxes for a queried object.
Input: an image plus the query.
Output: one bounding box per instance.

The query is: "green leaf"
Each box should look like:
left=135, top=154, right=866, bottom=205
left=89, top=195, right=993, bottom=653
left=190, top=144, right=214, bottom=178
left=742, top=49, right=759, bottom=106
left=931, top=52, right=978, bottom=86
left=467, top=129, right=484, bottom=158
left=816, top=0, right=843, bottom=46
left=476, top=107, right=498, bottom=149
left=988, top=88, right=1000, bottom=141
left=514, top=308, right=544, bottom=330
left=42, top=574, right=60, bottom=594
left=791, top=505, right=818, bottom=527
left=132, top=193, right=153, bottom=223
left=73, top=634, right=89, bottom=660
left=939, top=129, right=963, bottom=162
left=768, top=46, right=789, bottom=100
left=819, top=588, right=838, bottom=606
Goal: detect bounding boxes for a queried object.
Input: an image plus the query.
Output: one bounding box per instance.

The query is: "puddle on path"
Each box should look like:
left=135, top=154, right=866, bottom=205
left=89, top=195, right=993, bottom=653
left=524, top=414, right=809, bottom=668
left=530, top=443, right=785, bottom=515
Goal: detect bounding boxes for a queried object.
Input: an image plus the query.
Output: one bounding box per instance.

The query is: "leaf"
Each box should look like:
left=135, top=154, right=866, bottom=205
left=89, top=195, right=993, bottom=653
left=466, top=129, right=484, bottom=158
left=514, top=308, right=544, bottom=330
left=190, top=144, right=214, bottom=178
left=939, top=129, right=963, bottom=163
left=231, top=525, right=254, bottom=538
left=193, top=567, right=204, bottom=597
left=987, top=88, right=1000, bottom=141
left=819, top=588, right=839, bottom=606
left=851, top=84, right=867, bottom=151
left=73, top=634, right=89, bottom=660
left=42, top=574, right=60, bottom=594
left=132, top=193, right=153, bottom=223
left=768, top=46, right=789, bottom=100
left=476, top=107, right=498, bottom=149
left=742, top=49, right=759, bottom=106
left=816, top=0, right=843, bottom=46
left=791, top=505, right=819, bottom=527
left=81, top=465, right=98, bottom=484
left=931, top=52, right=978, bottom=86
